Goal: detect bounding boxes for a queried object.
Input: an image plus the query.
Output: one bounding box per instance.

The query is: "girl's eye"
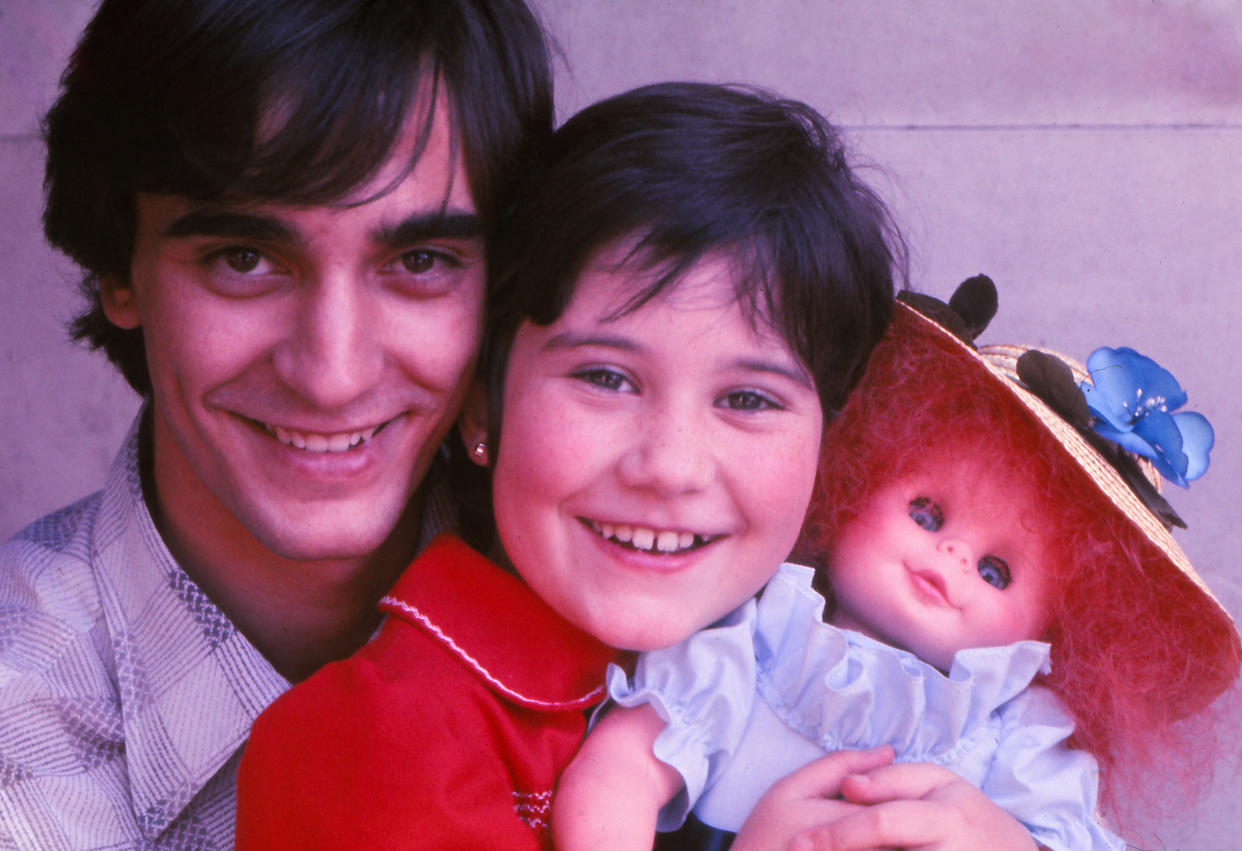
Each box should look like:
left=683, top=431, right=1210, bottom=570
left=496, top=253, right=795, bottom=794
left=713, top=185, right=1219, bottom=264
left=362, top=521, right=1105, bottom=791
left=720, top=390, right=780, bottom=412
left=977, top=555, right=1012, bottom=589
left=574, top=368, right=635, bottom=393
left=907, top=497, right=943, bottom=532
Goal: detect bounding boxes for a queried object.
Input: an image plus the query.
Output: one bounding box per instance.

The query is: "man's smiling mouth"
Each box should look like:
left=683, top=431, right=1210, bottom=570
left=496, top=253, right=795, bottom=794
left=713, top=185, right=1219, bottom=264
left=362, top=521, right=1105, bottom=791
left=582, top=518, right=721, bottom=554
left=262, top=422, right=388, bottom=453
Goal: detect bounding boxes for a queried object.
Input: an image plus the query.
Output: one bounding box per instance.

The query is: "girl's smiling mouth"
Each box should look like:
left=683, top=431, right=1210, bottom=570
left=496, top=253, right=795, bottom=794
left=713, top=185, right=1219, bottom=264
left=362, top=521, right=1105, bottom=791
left=581, top=518, right=722, bottom=554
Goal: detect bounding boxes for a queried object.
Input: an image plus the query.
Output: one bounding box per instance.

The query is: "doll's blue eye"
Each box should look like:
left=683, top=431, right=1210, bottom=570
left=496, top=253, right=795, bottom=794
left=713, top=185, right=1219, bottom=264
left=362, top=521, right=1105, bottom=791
left=977, top=555, right=1012, bottom=589
left=908, top=497, right=943, bottom=532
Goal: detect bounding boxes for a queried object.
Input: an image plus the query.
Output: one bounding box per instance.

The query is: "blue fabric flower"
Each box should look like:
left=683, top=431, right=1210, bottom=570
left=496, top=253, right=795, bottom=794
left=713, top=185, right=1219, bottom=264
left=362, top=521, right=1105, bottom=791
left=1080, top=346, right=1213, bottom=487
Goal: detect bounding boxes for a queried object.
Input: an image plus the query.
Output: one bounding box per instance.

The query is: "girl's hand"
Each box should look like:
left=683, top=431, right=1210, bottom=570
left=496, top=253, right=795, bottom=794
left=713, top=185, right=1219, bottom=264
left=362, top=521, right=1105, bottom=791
left=789, top=761, right=1039, bottom=851
left=729, top=747, right=896, bottom=851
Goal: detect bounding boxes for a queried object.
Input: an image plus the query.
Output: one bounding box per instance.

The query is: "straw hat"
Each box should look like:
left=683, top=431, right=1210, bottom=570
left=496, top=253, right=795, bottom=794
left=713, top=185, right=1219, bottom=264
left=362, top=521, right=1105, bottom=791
left=893, top=275, right=1235, bottom=627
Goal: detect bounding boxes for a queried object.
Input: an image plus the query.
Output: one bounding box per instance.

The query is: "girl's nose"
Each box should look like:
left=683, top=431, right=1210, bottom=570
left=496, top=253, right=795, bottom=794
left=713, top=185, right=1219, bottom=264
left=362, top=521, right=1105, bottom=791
left=616, top=404, right=714, bottom=496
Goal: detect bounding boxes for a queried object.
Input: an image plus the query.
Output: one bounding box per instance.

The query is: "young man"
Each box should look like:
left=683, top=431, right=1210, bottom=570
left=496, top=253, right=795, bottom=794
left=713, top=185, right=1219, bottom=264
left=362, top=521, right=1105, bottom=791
left=0, top=0, right=551, bottom=846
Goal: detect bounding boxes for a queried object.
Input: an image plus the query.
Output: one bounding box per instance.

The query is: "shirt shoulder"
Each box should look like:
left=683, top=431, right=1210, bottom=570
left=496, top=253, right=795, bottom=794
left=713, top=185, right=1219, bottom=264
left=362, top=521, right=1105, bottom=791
left=1, top=491, right=110, bottom=685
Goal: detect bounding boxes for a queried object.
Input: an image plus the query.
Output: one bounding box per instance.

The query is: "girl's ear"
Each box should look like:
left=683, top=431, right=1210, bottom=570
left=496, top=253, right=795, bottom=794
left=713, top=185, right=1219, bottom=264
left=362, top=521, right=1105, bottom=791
left=98, top=275, right=142, bottom=329
left=458, top=381, right=490, bottom=467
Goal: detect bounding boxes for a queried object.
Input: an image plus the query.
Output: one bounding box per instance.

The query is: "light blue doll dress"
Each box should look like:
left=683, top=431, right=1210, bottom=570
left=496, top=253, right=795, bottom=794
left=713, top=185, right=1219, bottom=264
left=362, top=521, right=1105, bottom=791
left=606, top=563, right=1125, bottom=851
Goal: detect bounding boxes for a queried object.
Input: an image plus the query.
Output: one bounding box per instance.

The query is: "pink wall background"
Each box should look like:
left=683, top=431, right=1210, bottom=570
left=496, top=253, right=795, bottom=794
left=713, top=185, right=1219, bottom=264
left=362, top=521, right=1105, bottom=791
left=2, top=1, right=1239, bottom=845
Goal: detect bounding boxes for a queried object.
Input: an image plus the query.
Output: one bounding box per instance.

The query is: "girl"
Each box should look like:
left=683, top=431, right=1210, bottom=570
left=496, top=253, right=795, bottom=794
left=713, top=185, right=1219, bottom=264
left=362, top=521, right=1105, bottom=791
left=236, top=82, right=923, bottom=849
left=554, top=277, right=1241, bottom=850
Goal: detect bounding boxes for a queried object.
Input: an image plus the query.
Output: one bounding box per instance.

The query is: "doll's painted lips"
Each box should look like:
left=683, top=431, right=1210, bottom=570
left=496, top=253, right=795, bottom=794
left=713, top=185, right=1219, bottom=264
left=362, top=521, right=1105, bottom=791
left=583, top=518, right=720, bottom=555
left=908, top=566, right=951, bottom=605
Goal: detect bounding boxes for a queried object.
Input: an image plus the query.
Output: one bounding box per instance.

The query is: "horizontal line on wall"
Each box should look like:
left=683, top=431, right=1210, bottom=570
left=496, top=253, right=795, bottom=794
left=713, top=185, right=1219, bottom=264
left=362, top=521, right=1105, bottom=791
left=845, top=122, right=1242, bottom=132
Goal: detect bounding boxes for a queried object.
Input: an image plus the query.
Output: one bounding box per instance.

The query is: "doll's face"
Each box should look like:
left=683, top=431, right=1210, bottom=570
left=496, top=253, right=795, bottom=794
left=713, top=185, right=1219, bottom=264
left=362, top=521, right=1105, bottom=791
left=828, top=457, right=1053, bottom=670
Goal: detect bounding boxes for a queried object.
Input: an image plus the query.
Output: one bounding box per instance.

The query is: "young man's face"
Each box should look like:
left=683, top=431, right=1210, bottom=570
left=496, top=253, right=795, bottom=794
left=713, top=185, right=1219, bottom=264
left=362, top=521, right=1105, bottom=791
left=104, top=97, right=485, bottom=564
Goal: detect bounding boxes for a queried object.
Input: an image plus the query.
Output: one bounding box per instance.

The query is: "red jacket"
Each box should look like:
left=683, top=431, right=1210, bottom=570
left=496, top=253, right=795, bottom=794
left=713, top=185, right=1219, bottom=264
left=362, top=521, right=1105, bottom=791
left=236, top=534, right=620, bottom=849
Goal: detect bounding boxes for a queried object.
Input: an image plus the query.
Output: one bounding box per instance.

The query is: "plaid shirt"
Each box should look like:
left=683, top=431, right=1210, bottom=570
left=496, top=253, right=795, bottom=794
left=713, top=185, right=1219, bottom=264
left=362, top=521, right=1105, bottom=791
left=0, top=413, right=455, bottom=849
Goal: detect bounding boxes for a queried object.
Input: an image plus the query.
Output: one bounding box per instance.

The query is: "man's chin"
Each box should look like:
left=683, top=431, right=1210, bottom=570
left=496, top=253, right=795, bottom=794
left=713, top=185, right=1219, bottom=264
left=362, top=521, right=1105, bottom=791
left=251, top=508, right=412, bottom=565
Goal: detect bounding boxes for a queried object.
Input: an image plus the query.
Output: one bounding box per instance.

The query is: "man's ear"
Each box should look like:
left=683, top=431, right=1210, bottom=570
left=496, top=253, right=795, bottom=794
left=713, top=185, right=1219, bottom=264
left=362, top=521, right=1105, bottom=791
left=458, top=381, right=490, bottom=467
left=98, top=274, right=142, bottom=329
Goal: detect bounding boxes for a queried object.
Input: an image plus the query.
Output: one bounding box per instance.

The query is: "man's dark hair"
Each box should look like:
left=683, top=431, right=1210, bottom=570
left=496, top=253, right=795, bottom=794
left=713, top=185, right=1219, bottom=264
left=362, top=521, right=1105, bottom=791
left=483, top=82, right=905, bottom=456
left=44, top=0, right=553, bottom=395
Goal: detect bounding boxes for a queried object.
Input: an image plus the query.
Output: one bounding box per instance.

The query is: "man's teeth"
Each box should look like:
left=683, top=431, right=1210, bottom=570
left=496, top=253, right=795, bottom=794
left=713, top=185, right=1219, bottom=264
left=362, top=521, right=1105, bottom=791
left=268, top=425, right=378, bottom=453
left=589, top=520, right=704, bottom=553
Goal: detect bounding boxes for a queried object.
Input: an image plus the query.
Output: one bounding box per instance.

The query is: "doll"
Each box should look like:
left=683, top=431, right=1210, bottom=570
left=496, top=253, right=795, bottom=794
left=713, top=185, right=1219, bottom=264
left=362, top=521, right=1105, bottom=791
left=554, top=277, right=1241, bottom=851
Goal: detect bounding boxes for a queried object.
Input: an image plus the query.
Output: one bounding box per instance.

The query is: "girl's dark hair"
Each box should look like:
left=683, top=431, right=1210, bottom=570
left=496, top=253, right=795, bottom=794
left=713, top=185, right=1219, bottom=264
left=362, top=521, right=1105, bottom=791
left=799, top=312, right=1241, bottom=828
left=43, top=0, right=553, bottom=395
left=482, top=82, right=906, bottom=458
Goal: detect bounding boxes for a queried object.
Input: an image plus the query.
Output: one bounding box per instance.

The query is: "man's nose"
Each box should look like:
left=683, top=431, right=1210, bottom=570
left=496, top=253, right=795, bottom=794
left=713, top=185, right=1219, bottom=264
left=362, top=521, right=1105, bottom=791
left=273, top=273, right=383, bottom=408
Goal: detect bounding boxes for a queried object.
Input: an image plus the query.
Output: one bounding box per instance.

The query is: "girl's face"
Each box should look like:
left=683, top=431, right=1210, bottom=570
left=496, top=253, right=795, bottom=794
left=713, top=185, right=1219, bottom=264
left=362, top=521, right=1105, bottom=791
left=828, top=458, right=1054, bottom=670
left=489, top=252, right=823, bottom=651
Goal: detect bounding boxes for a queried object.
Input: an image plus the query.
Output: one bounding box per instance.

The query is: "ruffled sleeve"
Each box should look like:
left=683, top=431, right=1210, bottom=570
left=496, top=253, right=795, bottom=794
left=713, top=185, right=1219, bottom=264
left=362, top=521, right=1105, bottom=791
left=984, top=687, right=1127, bottom=851
left=604, top=602, right=759, bottom=830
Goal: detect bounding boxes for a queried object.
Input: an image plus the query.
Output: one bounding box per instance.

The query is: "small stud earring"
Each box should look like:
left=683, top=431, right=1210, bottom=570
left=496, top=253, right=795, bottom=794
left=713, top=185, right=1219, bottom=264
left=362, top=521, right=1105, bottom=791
left=471, top=441, right=488, bottom=460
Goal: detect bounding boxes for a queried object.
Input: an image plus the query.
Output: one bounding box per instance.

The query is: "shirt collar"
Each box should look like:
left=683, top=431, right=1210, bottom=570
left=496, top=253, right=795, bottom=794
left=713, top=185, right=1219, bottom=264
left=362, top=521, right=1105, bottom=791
left=382, top=534, right=623, bottom=710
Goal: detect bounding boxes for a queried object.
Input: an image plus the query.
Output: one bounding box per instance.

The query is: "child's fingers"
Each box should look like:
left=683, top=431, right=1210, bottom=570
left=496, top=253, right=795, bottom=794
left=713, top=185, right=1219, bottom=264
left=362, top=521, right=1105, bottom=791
left=791, top=798, right=941, bottom=850
left=838, top=761, right=962, bottom=805
left=773, top=746, right=897, bottom=800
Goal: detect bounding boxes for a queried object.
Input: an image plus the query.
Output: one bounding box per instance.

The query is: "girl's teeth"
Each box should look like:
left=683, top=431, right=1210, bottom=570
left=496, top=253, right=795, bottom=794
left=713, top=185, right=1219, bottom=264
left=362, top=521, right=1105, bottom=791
left=588, top=520, right=707, bottom=554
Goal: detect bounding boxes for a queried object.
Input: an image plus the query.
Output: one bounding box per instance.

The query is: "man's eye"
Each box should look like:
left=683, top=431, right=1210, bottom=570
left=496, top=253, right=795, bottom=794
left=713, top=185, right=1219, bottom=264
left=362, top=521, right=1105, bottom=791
left=721, top=390, right=779, bottom=412
left=977, top=555, right=1012, bottom=589
left=907, top=497, right=943, bottom=532
left=401, top=250, right=437, bottom=274
left=400, top=249, right=462, bottom=275
left=204, top=247, right=275, bottom=276
left=223, top=248, right=263, bottom=273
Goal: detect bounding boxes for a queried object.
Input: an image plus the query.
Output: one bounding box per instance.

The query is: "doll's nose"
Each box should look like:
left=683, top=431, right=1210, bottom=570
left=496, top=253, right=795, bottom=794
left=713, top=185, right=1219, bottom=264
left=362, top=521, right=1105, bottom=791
left=937, top=538, right=973, bottom=571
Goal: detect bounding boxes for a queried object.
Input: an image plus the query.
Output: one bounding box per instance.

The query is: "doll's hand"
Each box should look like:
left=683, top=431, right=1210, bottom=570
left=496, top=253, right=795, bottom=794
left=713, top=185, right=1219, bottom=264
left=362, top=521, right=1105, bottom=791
left=729, top=747, right=896, bottom=851
left=788, top=761, right=1038, bottom=851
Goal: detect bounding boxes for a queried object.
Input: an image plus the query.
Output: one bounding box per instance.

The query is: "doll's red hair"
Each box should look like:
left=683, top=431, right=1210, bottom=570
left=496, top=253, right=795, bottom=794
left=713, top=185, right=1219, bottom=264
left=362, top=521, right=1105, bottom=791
left=796, top=313, right=1241, bottom=825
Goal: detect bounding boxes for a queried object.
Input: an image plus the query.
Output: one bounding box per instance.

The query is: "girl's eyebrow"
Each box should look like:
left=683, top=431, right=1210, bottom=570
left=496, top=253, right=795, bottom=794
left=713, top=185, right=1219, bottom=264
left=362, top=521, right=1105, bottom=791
left=736, top=358, right=816, bottom=390
left=541, top=330, right=637, bottom=353
left=542, top=330, right=815, bottom=389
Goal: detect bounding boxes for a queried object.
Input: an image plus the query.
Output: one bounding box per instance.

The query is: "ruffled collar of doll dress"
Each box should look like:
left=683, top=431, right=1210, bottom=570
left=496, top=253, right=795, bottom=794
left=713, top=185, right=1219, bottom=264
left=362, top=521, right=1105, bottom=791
left=754, top=563, right=1052, bottom=763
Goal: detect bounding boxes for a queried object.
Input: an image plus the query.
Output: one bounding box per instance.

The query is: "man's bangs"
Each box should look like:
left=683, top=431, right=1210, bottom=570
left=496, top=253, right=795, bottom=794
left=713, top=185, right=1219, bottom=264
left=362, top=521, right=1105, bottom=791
left=196, top=60, right=440, bottom=207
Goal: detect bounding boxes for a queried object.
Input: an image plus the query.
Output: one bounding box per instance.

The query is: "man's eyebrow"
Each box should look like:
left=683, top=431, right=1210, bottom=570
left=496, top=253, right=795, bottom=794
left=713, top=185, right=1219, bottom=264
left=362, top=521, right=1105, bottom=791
left=376, top=211, right=484, bottom=247
left=163, top=210, right=298, bottom=244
